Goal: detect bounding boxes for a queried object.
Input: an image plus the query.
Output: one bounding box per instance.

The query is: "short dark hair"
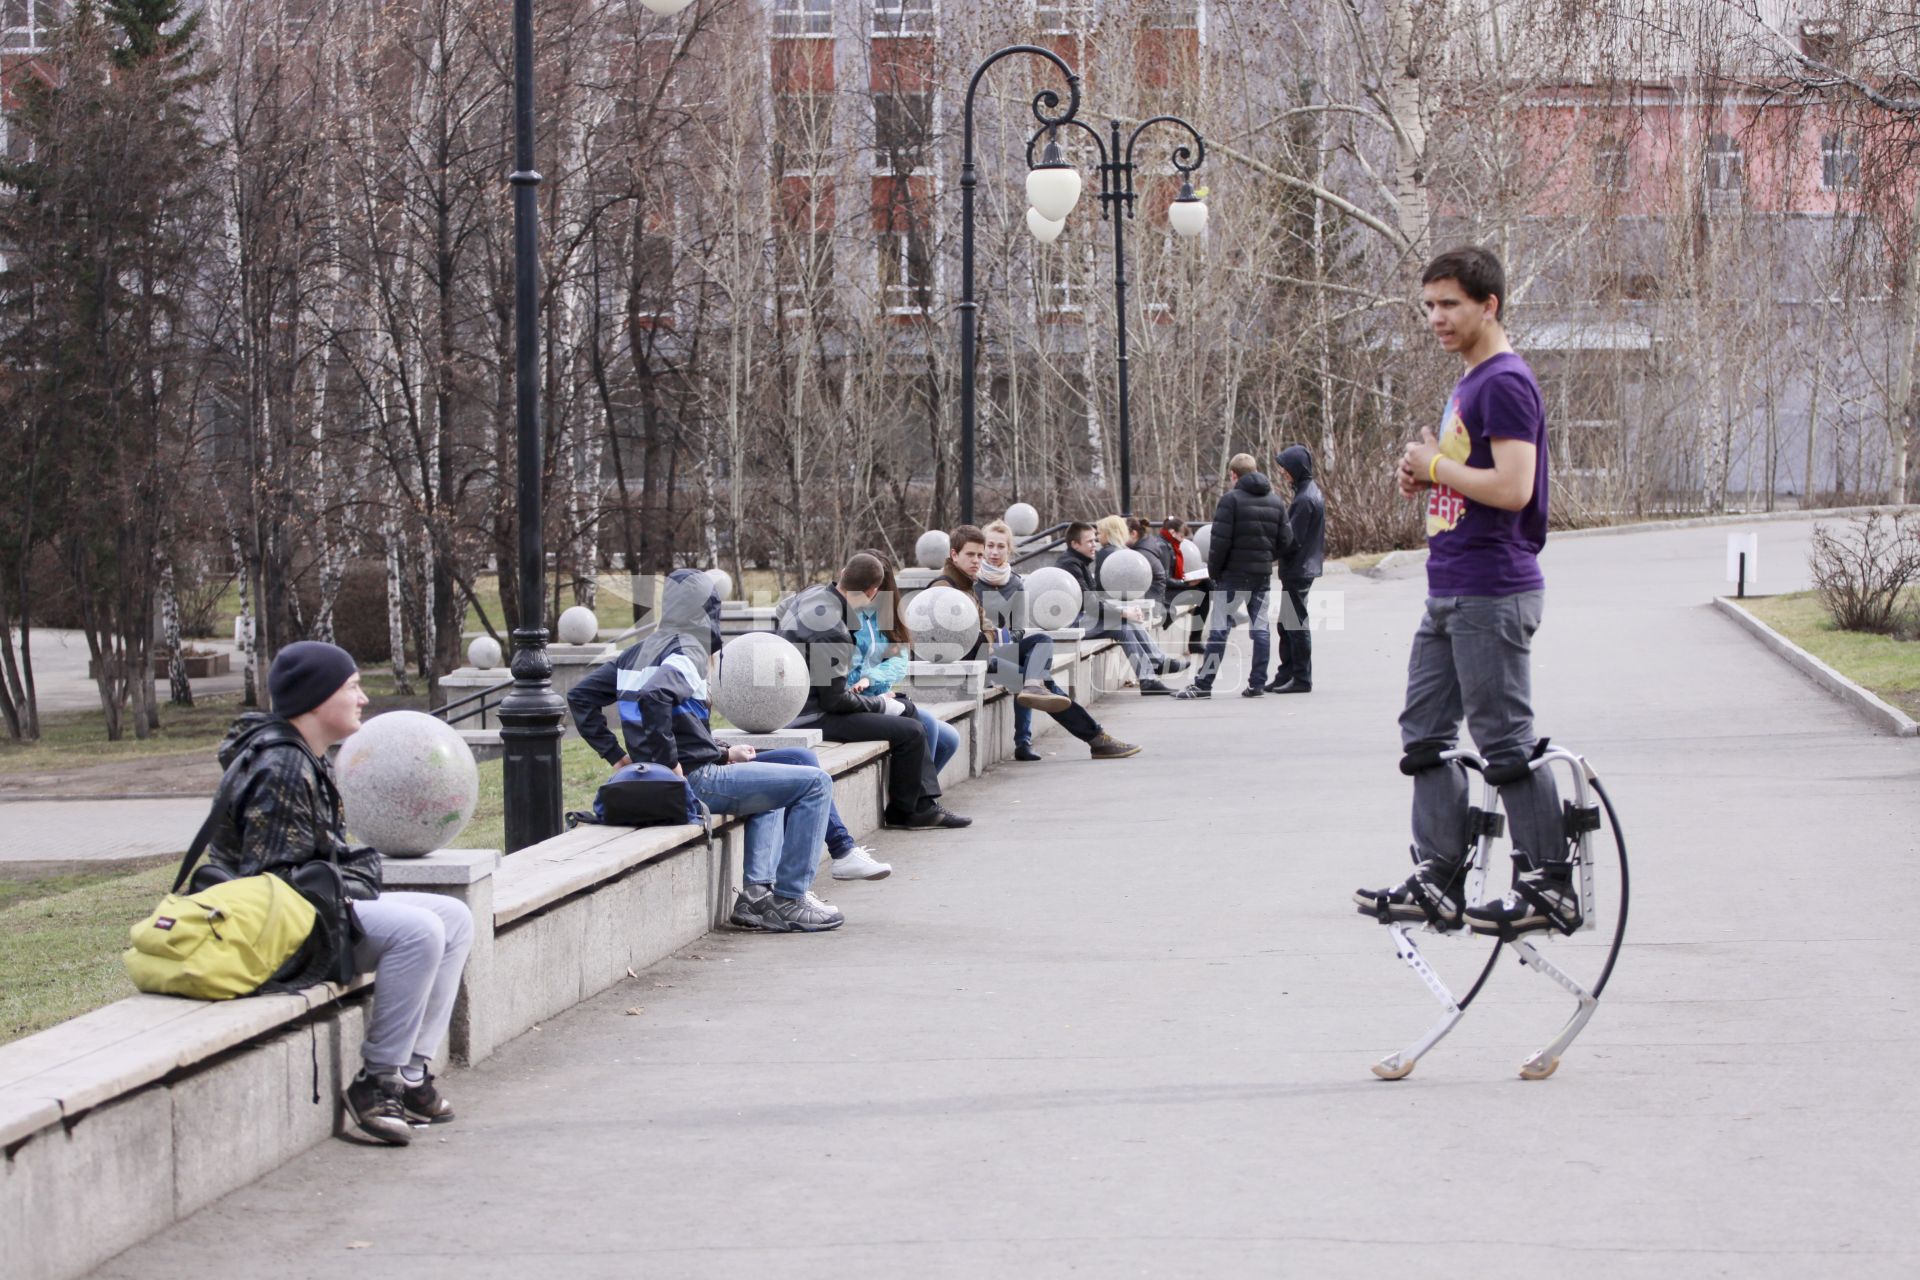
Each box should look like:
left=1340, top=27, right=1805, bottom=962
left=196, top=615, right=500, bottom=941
left=1065, top=521, right=1095, bottom=545
left=839, top=552, right=885, bottom=595
left=948, top=523, right=985, bottom=553
left=1421, top=246, right=1505, bottom=319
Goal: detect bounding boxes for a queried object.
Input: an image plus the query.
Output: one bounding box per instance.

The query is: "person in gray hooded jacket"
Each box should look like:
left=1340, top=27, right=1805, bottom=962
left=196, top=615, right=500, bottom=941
left=1267, top=444, right=1325, bottom=693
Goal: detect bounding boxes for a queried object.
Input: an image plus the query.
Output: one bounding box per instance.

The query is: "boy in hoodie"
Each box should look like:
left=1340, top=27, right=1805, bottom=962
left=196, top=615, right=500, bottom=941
left=207, top=641, right=474, bottom=1147
left=1267, top=444, right=1325, bottom=693
left=1177, top=453, right=1296, bottom=699
left=568, top=569, right=846, bottom=931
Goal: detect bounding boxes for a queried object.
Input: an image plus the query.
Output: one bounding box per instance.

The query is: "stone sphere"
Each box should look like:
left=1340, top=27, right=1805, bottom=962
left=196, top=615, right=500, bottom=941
left=914, top=529, right=950, bottom=571
left=336, top=711, right=479, bottom=858
left=903, top=587, right=980, bottom=663
left=1193, top=524, right=1214, bottom=563
left=557, top=605, right=599, bottom=645
left=466, top=635, right=503, bottom=670
left=1004, top=502, right=1040, bottom=537
left=713, top=632, right=809, bottom=733
left=1023, top=565, right=1083, bottom=632
left=1100, top=547, right=1153, bottom=599
left=1179, top=539, right=1204, bottom=580
left=705, top=568, right=734, bottom=601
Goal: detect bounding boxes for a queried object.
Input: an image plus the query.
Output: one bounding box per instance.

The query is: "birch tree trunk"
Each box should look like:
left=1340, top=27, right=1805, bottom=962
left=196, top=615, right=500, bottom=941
left=159, top=555, right=192, bottom=707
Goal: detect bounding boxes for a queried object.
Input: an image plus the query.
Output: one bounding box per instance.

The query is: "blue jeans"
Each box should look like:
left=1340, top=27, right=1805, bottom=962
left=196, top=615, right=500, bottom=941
left=1195, top=584, right=1271, bottom=691
left=755, top=747, right=853, bottom=856
left=914, top=705, right=960, bottom=775
left=687, top=760, right=831, bottom=899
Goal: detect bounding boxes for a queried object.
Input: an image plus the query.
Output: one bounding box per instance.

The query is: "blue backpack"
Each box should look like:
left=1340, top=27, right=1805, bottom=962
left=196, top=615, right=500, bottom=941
left=568, top=761, right=704, bottom=829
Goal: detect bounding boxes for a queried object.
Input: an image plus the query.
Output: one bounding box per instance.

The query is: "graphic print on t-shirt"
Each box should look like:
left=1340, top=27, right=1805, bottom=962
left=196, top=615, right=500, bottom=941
left=1425, top=397, right=1474, bottom=538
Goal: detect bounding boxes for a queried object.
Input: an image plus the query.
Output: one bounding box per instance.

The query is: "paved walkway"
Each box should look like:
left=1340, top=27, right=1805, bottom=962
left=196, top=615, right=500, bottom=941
left=0, top=799, right=207, bottom=866
left=5, top=629, right=245, bottom=715
left=92, top=518, right=1920, bottom=1278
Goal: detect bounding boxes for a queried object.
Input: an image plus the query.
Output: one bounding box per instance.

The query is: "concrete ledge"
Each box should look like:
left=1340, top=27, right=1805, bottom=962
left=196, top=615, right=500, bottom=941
left=1712, top=597, right=1919, bottom=737
left=495, top=823, right=705, bottom=927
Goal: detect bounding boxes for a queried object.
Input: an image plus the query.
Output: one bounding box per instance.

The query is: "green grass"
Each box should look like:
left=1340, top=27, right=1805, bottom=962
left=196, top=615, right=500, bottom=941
left=0, top=859, right=173, bottom=1044
left=1743, top=591, right=1920, bottom=719
left=457, top=737, right=617, bottom=854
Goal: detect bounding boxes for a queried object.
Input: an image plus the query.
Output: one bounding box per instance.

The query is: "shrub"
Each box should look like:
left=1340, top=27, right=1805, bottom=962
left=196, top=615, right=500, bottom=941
left=1809, top=511, right=1920, bottom=634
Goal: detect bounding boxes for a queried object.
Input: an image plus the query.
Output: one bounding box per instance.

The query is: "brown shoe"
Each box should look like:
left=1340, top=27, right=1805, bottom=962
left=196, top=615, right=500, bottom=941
left=1088, top=734, right=1141, bottom=760
left=1015, top=682, right=1071, bottom=714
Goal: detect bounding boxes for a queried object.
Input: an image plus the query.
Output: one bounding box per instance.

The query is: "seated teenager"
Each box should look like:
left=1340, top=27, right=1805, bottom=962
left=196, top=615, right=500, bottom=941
left=208, top=642, right=473, bottom=1147
left=567, top=569, right=845, bottom=931
left=973, top=520, right=1140, bottom=761
left=1060, top=521, right=1172, bottom=695
left=778, top=553, right=970, bottom=830
left=847, top=549, right=961, bottom=789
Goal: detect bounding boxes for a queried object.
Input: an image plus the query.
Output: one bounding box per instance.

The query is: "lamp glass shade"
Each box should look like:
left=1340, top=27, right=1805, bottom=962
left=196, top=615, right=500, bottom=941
left=639, top=0, right=695, bottom=14
left=1169, top=198, right=1209, bottom=239
left=1026, top=164, right=1083, bottom=222
left=1026, top=207, right=1067, bottom=244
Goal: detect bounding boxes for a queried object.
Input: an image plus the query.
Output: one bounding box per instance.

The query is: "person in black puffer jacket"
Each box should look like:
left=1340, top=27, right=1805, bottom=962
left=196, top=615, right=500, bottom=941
left=1180, top=453, right=1296, bottom=698
left=1267, top=444, right=1325, bottom=693
left=206, top=642, right=473, bottom=1148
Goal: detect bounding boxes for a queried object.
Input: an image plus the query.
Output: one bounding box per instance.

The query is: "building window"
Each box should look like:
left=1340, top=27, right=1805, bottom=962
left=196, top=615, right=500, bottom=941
left=1036, top=0, right=1094, bottom=34
left=1592, top=135, right=1629, bottom=193
left=1146, top=0, right=1202, bottom=28
left=1820, top=131, right=1859, bottom=191
left=2, top=0, right=51, bottom=52
left=879, top=226, right=933, bottom=313
left=777, top=230, right=835, bottom=316
left=873, top=92, right=932, bottom=175
left=872, top=0, right=935, bottom=37
left=1703, top=133, right=1743, bottom=192
left=1799, top=19, right=1839, bottom=63
left=632, top=232, right=675, bottom=321
left=773, top=93, right=833, bottom=176
left=772, top=0, right=832, bottom=37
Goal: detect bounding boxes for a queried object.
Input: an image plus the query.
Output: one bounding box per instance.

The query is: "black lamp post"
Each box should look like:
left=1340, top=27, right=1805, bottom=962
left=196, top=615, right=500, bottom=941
left=496, top=0, right=567, bottom=852
left=1026, top=114, right=1207, bottom=517
left=958, top=45, right=1084, bottom=524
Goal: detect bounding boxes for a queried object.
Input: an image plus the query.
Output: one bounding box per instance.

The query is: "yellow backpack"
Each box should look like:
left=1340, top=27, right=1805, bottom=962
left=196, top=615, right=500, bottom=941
left=124, top=815, right=320, bottom=1001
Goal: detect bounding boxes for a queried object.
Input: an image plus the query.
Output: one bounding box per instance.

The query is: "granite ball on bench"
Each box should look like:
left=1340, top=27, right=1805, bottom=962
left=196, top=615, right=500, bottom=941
left=712, top=632, right=810, bottom=733
left=904, top=588, right=980, bottom=663
left=336, top=710, right=480, bottom=857
left=1022, top=565, right=1082, bottom=632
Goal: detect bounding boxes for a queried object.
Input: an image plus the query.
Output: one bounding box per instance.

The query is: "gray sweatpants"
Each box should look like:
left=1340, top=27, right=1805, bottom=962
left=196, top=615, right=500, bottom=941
left=352, top=892, right=474, bottom=1073
left=1399, top=592, right=1562, bottom=869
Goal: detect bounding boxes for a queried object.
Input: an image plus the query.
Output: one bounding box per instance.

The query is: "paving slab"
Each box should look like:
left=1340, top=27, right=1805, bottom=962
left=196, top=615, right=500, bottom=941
left=84, top=518, right=1920, bottom=1279
left=0, top=798, right=207, bottom=864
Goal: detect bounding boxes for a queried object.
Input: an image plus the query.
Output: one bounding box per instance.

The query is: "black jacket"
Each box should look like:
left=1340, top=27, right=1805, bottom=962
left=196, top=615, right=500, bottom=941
left=777, top=582, right=896, bottom=723
left=568, top=567, right=726, bottom=771
left=204, top=714, right=382, bottom=901
left=1206, top=471, right=1296, bottom=589
left=1275, top=445, right=1326, bottom=582
left=1054, top=548, right=1101, bottom=631
left=1134, top=536, right=1175, bottom=613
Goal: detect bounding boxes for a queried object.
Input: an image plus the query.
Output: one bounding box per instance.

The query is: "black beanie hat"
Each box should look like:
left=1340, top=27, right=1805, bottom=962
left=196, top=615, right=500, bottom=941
left=269, top=641, right=359, bottom=718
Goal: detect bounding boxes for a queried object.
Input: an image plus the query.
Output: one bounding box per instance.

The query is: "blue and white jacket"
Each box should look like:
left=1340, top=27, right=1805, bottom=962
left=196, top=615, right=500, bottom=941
left=567, top=569, right=726, bottom=772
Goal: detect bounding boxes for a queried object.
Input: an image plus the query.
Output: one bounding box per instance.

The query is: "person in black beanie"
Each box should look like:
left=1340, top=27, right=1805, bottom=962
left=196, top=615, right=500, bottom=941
left=1267, top=445, right=1324, bottom=693
left=204, top=641, right=475, bottom=1148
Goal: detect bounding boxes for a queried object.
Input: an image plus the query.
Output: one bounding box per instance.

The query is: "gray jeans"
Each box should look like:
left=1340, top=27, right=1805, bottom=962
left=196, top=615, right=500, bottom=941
left=352, top=892, right=474, bottom=1073
left=1399, top=592, right=1561, bottom=868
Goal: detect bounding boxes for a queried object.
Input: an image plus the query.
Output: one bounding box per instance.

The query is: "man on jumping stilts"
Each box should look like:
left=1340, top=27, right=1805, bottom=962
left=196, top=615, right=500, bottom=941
left=1353, top=246, right=1579, bottom=936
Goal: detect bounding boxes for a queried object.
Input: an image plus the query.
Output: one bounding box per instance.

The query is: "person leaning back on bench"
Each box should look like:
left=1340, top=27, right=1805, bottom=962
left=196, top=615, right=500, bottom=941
left=204, top=641, right=475, bottom=1147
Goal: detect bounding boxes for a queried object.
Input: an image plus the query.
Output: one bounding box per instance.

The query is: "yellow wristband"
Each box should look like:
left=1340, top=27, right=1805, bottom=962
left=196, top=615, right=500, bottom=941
left=1428, top=454, right=1441, bottom=485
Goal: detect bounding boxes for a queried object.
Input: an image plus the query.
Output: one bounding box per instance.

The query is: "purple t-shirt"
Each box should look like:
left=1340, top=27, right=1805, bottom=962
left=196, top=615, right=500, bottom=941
left=1424, top=351, right=1549, bottom=597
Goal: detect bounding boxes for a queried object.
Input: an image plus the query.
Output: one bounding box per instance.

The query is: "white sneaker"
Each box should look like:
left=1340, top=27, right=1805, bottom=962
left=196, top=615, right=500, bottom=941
left=831, top=846, right=892, bottom=880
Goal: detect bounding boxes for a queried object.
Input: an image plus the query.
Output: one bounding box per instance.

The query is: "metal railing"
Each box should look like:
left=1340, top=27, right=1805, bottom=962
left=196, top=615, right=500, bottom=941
left=433, top=679, right=514, bottom=729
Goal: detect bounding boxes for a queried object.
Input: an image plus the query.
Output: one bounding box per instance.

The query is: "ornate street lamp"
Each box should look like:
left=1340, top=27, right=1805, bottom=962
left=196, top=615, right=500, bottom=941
left=1025, top=114, right=1208, bottom=516
left=958, top=45, right=1083, bottom=524
left=497, top=0, right=569, bottom=851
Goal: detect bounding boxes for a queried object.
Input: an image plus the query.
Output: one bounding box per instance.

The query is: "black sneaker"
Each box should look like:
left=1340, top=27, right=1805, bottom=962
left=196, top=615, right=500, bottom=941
left=1263, top=671, right=1295, bottom=693
left=1268, top=679, right=1312, bottom=695
left=1241, top=686, right=1265, bottom=698
left=1465, top=858, right=1582, bottom=935
left=730, top=882, right=779, bottom=931
left=1160, top=656, right=1192, bottom=675
left=1173, top=685, right=1212, bottom=700
left=1353, top=856, right=1465, bottom=929
left=1014, top=744, right=1042, bottom=761
left=920, top=805, right=972, bottom=829
left=400, top=1070, right=454, bottom=1125
left=1138, top=679, right=1175, bottom=696
left=344, top=1071, right=414, bottom=1146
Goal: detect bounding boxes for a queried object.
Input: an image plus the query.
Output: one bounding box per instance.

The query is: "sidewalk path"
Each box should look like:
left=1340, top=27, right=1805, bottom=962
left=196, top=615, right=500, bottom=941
left=91, top=518, right=1920, bottom=1279
left=0, top=799, right=206, bottom=866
